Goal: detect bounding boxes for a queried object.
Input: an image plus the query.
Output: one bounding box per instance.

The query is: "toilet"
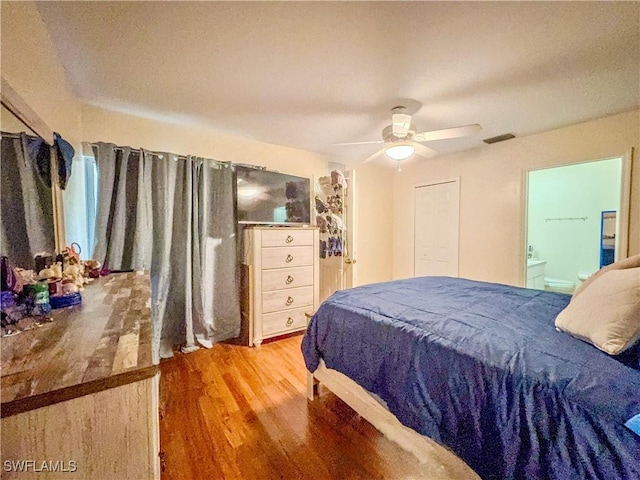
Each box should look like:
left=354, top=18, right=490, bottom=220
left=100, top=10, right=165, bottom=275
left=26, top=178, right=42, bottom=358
left=544, top=277, right=575, bottom=294
left=577, top=272, right=593, bottom=283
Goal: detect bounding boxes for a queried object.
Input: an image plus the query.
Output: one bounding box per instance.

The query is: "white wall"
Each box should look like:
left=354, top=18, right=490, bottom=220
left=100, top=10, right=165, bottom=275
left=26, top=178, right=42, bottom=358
left=1, top=105, right=31, bottom=133
left=527, top=158, right=622, bottom=283
left=81, top=104, right=328, bottom=180
left=354, top=165, right=394, bottom=285
left=0, top=1, right=82, bottom=148
left=393, top=110, right=640, bottom=286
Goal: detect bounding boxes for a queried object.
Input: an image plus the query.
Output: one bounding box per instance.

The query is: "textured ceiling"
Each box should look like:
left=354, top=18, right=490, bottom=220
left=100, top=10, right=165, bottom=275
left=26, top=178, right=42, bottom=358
left=36, top=1, right=640, bottom=166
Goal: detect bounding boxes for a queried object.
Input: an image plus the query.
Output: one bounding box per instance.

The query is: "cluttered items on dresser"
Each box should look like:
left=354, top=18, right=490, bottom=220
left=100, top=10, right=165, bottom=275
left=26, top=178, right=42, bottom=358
left=0, top=248, right=102, bottom=337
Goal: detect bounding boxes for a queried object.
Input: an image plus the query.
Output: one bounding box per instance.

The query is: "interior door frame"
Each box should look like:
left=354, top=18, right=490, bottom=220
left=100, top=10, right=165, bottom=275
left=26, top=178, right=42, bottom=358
left=412, top=177, right=461, bottom=278
left=344, top=169, right=358, bottom=289
left=521, top=150, right=633, bottom=287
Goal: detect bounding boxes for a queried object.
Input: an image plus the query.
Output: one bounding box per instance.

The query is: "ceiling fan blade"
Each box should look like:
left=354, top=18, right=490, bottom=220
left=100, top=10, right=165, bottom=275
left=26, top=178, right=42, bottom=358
left=332, top=140, right=384, bottom=146
left=414, top=124, right=482, bottom=142
left=362, top=147, right=386, bottom=164
left=392, top=112, right=412, bottom=137
left=414, top=142, right=438, bottom=158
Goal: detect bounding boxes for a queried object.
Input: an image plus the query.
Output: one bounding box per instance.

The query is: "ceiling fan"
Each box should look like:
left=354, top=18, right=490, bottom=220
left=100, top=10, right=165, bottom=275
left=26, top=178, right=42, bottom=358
left=335, top=106, right=482, bottom=169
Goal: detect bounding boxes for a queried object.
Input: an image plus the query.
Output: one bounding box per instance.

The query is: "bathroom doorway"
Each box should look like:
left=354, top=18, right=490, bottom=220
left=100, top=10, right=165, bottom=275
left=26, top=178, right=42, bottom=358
left=524, top=155, right=631, bottom=293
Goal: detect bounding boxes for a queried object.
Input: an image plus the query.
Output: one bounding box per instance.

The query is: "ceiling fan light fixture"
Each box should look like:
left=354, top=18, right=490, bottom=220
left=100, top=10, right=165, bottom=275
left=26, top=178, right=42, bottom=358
left=385, top=144, right=415, bottom=160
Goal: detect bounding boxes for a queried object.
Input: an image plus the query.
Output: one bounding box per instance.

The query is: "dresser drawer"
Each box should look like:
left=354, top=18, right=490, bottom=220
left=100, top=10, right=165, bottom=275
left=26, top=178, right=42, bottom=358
left=262, top=246, right=314, bottom=269
left=262, top=307, right=310, bottom=337
left=262, top=286, right=314, bottom=314
left=262, top=266, right=314, bottom=291
left=262, top=229, right=314, bottom=247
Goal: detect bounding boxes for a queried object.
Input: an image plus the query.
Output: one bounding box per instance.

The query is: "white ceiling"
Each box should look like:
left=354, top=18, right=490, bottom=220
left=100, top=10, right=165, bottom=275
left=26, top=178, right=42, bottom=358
left=36, top=1, right=640, bottom=166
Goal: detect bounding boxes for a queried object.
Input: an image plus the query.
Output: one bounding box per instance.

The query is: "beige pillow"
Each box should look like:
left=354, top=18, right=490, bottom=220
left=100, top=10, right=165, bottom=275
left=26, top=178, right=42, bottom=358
left=572, top=253, right=640, bottom=301
left=555, top=267, right=640, bottom=355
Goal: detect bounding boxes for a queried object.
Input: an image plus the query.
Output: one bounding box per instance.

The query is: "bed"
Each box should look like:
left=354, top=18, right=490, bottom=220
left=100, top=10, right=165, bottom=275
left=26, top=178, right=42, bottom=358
left=301, top=276, right=640, bottom=480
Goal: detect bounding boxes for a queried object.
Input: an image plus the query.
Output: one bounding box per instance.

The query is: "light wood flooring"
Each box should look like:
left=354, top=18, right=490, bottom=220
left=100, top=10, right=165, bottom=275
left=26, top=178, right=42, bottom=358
left=159, top=334, right=472, bottom=479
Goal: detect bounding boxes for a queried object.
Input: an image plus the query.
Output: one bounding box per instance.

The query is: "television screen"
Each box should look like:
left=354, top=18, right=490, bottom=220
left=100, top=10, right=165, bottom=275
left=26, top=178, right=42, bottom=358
left=235, top=166, right=311, bottom=225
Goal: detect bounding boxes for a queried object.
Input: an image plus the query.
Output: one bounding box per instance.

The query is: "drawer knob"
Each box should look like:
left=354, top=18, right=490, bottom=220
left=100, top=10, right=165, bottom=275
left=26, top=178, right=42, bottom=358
left=285, top=254, right=293, bottom=263
left=286, top=235, right=294, bottom=243
left=286, top=317, right=293, bottom=327
left=286, top=296, right=294, bottom=306
left=286, top=275, right=294, bottom=285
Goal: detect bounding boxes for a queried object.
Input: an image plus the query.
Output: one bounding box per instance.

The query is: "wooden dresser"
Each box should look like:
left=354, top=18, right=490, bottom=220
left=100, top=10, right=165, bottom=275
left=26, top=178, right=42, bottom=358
left=242, top=226, right=319, bottom=346
left=0, top=272, right=159, bottom=480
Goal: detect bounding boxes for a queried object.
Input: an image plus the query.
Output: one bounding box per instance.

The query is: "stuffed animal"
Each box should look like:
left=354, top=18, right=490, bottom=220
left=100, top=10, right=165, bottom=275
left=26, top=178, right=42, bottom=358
left=63, top=264, right=87, bottom=291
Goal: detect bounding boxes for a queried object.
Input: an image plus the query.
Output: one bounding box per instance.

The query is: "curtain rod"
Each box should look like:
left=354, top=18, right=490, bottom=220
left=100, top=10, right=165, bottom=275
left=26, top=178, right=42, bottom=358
left=89, top=143, right=188, bottom=160
left=87, top=143, right=229, bottom=165
left=0, top=131, right=23, bottom=139
left=0, top=131, right=40, bottom=140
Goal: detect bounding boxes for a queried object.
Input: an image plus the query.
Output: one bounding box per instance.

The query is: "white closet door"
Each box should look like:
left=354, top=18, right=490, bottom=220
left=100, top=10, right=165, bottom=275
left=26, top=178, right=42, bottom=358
left=414, top=180, right=460, bottom=277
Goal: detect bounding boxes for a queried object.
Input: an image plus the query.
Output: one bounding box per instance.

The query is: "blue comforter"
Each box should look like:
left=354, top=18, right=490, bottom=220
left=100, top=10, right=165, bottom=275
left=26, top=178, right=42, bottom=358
left=301, top=277, right=640, bottom=480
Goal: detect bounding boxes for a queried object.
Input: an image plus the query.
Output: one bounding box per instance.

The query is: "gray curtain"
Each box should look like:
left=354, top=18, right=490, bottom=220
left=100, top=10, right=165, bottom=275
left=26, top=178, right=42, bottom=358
left=0, top=134, right=55, bottom=269
left=92, top=144, right=240, bottom=360
left=92, top=142, right=152, bottom=270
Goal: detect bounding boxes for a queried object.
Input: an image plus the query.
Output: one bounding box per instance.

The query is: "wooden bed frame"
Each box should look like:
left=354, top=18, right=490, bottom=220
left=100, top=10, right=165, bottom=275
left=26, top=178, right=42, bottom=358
left=307, top=360, right=480, bottom=479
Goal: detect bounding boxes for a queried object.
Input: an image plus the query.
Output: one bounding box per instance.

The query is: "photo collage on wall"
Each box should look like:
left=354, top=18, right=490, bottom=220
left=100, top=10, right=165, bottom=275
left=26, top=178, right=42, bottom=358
left=315, top=170, right=345, bottom=259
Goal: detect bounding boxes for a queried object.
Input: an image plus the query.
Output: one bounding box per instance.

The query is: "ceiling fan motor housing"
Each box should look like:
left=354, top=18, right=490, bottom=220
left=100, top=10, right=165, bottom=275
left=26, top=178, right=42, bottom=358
left=382, top=123, right=416, bottom=142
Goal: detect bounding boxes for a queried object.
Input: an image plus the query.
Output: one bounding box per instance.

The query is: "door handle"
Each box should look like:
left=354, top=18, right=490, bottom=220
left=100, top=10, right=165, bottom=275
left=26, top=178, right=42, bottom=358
left=345, top=258, right=357, bottom=264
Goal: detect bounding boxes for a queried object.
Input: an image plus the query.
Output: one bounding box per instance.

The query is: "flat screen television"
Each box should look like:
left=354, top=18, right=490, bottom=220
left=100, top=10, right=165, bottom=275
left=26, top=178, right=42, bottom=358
left=235, top=166, right=311, bottom=225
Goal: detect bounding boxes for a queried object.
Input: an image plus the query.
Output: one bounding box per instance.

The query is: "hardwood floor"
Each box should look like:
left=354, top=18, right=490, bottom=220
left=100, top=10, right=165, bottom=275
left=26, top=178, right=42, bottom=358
left=159, top=334, right=473, bottom=479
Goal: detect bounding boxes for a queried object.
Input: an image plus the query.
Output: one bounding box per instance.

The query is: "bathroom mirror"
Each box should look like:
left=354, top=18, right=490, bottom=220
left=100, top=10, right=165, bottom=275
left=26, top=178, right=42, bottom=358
left=600, top=211, right=616, bottom=268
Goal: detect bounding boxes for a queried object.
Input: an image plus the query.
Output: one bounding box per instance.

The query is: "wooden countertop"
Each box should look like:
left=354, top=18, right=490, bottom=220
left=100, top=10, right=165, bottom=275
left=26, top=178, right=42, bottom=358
left=1, top=272, right=158, bottom=418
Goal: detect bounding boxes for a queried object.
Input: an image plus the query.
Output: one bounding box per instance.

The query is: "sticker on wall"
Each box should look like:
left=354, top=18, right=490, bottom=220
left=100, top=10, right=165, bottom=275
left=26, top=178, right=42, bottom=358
left=315, top=170, right=346, bottom=259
